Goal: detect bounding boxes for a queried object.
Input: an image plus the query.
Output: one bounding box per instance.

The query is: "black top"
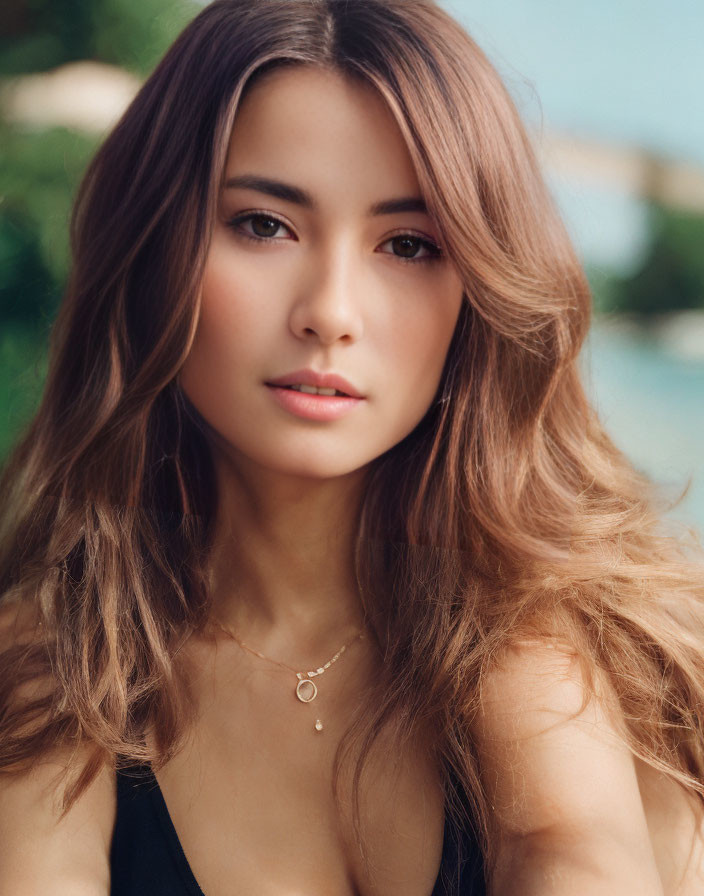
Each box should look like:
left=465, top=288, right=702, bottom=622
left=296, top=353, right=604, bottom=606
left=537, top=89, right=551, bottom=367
left=110, top=765, right=485, bottom=895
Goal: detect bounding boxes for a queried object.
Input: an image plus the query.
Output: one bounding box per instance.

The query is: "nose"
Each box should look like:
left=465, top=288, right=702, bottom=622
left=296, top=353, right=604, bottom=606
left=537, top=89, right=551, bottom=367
left=288, top=240, right=365, bottom=346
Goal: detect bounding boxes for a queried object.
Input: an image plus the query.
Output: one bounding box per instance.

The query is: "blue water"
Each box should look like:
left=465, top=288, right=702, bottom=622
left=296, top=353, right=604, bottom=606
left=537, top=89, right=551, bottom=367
left=582, top=322, right=704, bottom=535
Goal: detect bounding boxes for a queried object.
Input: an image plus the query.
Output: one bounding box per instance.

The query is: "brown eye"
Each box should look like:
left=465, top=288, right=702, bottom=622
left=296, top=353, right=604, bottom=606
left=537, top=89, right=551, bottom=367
left=392, top=235, right=425, bottom=258
left=227, top=212, right=292, bottom=241
left=382, top=234, right=443, bottom=264
left=249, top=215, right=283, bottom=238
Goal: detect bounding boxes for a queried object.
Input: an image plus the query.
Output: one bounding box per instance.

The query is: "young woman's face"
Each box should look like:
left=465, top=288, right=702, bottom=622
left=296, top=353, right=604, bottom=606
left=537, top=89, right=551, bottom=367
left=179, top=65, right=465, bottom=480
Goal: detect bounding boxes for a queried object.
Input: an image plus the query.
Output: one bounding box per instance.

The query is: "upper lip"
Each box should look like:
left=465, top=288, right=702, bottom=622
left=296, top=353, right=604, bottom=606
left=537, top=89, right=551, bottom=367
left=265, top=368, right=364, bottom=398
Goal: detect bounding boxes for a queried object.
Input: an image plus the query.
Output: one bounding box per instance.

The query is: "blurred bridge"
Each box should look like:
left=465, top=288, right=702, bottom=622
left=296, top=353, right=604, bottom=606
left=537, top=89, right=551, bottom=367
left=537, top=130, right=704, bottom=214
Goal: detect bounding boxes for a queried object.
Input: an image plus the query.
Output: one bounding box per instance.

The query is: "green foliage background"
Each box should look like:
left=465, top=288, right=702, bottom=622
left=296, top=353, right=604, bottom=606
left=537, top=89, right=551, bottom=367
left=603, top=203, right=704, bottom=316
left=0, top=0, right=198, bottom=460
left=1, top=0, right=196, bottom=76
left=1, top=0, right=703, bottom=462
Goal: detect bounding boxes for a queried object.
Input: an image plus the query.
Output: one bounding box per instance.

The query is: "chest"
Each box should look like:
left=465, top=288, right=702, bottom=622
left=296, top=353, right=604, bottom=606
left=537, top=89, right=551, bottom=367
left=154, top=637, right=448, bottom=896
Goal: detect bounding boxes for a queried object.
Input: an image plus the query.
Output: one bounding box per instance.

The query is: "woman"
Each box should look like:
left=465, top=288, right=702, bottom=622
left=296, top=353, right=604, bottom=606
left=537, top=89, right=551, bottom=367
left=0, top=1, right=702, bottom=893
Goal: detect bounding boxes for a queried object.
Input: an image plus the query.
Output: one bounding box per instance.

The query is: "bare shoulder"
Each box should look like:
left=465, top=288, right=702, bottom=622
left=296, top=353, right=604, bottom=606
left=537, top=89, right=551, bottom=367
left=473, top=637, right=703, bottom=894
left=0, top=750, right=116, bottom=895
left=0, top=599, right=116, bottom=896
left=476, top=637, right=596, bottom=737
left=473, top=637, right=639, bottom=825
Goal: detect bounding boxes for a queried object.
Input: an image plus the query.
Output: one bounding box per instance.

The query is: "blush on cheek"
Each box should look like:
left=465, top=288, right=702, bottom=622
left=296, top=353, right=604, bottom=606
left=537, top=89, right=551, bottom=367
left=200, top=246, right=274, bottom=332
left=194, top=286, right=246, bottom=353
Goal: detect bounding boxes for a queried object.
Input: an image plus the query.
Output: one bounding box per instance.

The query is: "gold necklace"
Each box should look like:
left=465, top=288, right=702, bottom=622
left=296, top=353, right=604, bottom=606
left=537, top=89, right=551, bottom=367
left=212, top=620, right=365, bottom=732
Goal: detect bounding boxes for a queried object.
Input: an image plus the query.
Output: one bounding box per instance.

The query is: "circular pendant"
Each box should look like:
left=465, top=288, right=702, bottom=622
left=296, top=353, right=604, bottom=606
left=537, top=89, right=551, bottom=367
left=296, top=678, right=317, bottom=702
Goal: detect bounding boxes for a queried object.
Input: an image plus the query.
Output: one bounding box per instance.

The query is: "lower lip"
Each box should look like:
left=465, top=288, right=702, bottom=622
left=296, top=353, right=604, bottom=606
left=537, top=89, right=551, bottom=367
left=265, top=385, right=364, bottom=421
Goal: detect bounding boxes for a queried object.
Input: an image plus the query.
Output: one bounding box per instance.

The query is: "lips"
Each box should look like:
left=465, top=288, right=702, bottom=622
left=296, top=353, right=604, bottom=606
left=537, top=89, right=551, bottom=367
left=265, top=368, right=364, bottom=399
left=266, top=381, right=363, bottom=422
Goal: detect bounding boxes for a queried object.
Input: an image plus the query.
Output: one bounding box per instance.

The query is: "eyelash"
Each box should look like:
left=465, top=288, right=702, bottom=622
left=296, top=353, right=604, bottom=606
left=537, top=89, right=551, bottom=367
left=225, top=212, right=443, bottom=265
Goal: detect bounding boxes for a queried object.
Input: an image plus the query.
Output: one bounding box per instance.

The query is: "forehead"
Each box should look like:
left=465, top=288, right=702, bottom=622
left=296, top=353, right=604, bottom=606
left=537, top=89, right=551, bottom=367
left=224, top=65, right=423, bottom=208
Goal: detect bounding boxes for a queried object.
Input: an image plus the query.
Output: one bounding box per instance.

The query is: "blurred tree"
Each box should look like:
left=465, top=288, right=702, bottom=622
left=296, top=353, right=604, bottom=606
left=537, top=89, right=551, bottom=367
left=0, top=0, right=197, bottom=76
left=584, top=263, right=622, bottom=316
left=0, top=123, right=98, bottom=325
left=0, top=0, right=199, bottom=461
left=0, top=323, right=47, bottom=460
left=0, top=125, right=98, bottom=460
left=596, top=202, right=704, bottom=316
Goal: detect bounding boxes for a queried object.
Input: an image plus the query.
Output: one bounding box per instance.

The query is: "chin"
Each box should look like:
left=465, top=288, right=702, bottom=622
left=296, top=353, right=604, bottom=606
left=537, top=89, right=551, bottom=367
left=267, top=456, right=372, bottom=481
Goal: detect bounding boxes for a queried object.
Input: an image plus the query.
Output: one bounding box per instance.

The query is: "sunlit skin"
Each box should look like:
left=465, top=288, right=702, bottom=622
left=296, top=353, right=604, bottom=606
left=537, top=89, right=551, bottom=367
left=3, top=61, right=704, bottom=896
left=178, top=65, right=465, bottom=658
left=170, top=65, right=704, bottom=896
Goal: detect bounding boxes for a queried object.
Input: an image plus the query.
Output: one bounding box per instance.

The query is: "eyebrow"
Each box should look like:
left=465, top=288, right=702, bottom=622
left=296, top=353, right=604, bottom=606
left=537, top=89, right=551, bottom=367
left=223, top=174, right=429, bottom=217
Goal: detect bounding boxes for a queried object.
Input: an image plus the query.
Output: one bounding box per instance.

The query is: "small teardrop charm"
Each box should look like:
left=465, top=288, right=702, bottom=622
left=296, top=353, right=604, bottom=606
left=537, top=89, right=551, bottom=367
left=314, top=719, right=323, bottom=731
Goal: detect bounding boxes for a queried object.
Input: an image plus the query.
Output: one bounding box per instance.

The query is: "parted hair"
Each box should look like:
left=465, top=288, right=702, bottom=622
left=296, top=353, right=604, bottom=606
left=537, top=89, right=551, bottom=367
left=1, top=0, right=703, bottom=882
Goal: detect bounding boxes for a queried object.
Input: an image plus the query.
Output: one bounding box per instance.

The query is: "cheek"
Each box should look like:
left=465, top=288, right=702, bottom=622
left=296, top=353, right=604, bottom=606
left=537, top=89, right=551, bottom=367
left=370, top=287, right=462, bottom=450
left=389, top=285, right=463, bottom=393
left=198, top=253, right=255, bottom=339
left=183, top=249, right=267, bottom=379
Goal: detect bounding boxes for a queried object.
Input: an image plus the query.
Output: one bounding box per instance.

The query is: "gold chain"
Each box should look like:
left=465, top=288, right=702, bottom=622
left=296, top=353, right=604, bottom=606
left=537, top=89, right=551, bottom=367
left=212, top=620, right=365, bottom=679
left=210, top=618, right=365, bottom=732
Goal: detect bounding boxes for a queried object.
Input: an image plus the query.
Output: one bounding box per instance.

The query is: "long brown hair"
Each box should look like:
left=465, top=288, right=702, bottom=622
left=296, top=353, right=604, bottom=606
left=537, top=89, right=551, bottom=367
left=1, top=0, right=703, bottom=882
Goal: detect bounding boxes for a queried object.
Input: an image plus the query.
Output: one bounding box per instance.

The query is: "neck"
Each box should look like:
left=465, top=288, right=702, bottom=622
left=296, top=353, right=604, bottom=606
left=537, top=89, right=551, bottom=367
left=206, top=448, right=371, bottom=662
